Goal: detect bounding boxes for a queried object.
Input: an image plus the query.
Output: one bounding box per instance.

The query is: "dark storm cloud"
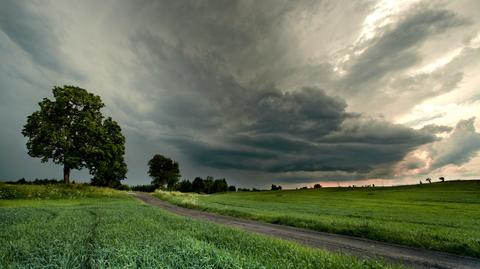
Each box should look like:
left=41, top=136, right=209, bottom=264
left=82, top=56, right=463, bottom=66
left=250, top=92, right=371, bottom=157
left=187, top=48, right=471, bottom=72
left=119, top=0, right=438, bottom=176
left=166, top=86, right=435, bottom=173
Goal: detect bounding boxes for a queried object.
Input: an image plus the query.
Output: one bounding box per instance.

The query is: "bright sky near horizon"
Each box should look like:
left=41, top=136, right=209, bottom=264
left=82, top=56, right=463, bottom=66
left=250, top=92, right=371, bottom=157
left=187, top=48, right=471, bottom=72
left=1, top=0, right=479, bottom=187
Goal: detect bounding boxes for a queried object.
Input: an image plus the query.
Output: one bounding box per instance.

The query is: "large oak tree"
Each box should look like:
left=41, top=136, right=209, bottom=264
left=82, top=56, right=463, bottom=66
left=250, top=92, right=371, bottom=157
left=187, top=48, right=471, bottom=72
left=22, top=85, right=127, bottom=185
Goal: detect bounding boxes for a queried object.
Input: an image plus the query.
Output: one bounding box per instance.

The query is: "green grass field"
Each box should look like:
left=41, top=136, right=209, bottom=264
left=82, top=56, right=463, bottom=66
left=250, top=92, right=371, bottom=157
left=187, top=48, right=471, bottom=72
left=0, top=184, right=401, bottom=268
left=154, top=180, right=480, bottom=258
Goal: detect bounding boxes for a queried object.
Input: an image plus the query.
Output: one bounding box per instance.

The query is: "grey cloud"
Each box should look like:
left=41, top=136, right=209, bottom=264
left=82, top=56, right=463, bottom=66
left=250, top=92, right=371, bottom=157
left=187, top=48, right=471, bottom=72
left=337, top=5, right=471, bottom=116
left=380, top=47, right=480, bottom=117
left=429, top=118, right=480, bottom=169
left=168, top=86, right=435, bottom=174
left=420, top=124, right=453, bottom=134
left=0, top=1, right=73, bottom=75
left=342, top=6, right=467, bottom=91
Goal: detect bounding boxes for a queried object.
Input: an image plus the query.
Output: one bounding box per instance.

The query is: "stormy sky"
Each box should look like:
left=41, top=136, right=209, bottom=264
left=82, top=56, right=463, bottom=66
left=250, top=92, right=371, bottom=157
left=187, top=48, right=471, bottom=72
left=1, top=0, right=480, bottom=187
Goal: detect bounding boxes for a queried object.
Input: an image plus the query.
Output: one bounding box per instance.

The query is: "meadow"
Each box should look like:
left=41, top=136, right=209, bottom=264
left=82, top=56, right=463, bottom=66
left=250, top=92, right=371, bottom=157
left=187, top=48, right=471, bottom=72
left=154, top=180, right=480, bottom=258
left=0, top=184, right=401, bottom=268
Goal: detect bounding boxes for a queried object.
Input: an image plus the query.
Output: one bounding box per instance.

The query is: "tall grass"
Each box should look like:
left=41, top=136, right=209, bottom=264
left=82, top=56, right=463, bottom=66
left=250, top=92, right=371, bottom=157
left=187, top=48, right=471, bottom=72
left=0, top=197, right=403, bottom=268
left=0, top=183, right=126, bottom=199
left=154, top=181, right=480, bottom=258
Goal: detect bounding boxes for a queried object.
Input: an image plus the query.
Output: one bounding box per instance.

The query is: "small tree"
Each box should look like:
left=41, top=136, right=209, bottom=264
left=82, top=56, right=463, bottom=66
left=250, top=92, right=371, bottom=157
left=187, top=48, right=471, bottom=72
left=271, top=184, right=282, bottom=191
left=313, top=184, right=322, bottom=189
left=22, top=86, right=108, bottom=183
left=148, top=154, right=180, bottom=188
left=228, top=185, right=236, bottom=192
left=426, top=178, right=432, bottom=184
left=439, top=177, right=445, bottom=182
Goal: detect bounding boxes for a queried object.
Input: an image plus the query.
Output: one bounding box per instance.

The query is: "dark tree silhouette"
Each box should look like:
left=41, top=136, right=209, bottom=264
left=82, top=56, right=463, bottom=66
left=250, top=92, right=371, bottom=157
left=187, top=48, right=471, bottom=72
left=148, top=154, right=180, bottom=188
left=439, top=177, right=445, bottom=182
left=213, top=178, right=228, bottom=193
left=426, top=178, right=432, bottom=184
left=313, top=183, right=322, bottom=189
left=271, top=184, right=282, bottom=191
left=192, top=177, right=205, bottom=193
left=177, top=180, right=192, bottom=192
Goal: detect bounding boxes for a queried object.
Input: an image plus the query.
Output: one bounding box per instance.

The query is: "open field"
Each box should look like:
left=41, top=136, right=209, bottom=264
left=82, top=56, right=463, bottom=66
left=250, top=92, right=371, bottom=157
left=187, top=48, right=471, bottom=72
left=153, top=180, right=480, bottom=258
left=0, top=184, right=400, bottom=268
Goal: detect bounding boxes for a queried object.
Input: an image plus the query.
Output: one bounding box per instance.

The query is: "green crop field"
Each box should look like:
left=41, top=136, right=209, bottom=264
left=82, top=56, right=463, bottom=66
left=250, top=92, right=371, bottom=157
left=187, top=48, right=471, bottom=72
left=154, top=180, right=480, bottom=258
left=0, top=184, right=401, bottom=268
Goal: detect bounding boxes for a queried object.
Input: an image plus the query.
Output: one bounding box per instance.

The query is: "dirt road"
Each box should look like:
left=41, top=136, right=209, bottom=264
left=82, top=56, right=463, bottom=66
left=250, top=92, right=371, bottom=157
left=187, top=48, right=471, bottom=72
left=133, top=192, right=480, bottom=269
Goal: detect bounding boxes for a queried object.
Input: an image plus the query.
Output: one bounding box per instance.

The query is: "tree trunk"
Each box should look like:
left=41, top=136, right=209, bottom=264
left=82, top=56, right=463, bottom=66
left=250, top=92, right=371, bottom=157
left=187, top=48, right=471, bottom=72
left=63, top=165, right=70, bottom=184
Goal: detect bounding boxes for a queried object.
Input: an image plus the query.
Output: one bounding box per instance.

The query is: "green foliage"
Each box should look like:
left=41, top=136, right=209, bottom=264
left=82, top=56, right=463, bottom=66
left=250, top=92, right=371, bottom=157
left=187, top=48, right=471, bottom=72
left=89, top=118, right=127, bottom=187
left=21, top=85, right=127, bottom=185
left=185, top=177, right=229, bottom=193
left=154, top=180, right=480, bottom=258
left=176, top=180, right=193, bottom=192
left=148, top=154, right=180, bottom=188
left=0, top=197, right=402, bottom=268
left=0, top=183, right=126, bottom=199
left=192, top=177, right=205, bottom=193
left=212, top=178, right=228, bottom=193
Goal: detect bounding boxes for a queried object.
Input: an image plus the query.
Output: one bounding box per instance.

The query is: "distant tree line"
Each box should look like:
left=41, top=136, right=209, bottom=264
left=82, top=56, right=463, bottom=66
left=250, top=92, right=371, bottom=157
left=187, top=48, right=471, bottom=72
left=176, top=177, right=232, bottom=193
left=6, top=178, right=66, bottom=185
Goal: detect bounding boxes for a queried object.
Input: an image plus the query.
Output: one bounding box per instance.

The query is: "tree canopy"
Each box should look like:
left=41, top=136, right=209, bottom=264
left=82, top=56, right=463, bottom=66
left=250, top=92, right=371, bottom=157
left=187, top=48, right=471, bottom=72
left=89, top=117, right=128, bottom=187
left=22, top=85, right=127, bottom=185
left=148, top=154, right=180, bottom=188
